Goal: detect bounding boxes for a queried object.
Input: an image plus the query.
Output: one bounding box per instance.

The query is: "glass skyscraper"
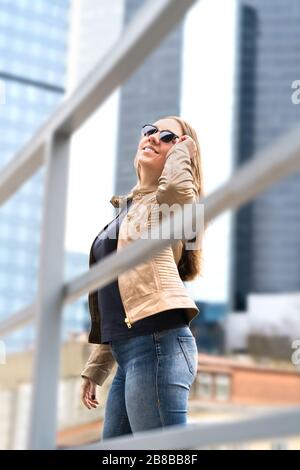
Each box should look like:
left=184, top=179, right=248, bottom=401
left=0, top=0, right=85, bottom=351
left=232, top=0, right=300, bottom=310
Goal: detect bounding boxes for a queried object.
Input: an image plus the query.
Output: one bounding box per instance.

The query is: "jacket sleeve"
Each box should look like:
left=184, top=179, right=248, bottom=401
left=81, top=343, right=116, bottom=386
left=156, top=138, right=197, bottom=207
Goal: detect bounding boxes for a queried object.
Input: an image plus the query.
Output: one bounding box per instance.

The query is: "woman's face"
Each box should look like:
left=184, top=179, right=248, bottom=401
left=136, top=118, right=183, bottom=178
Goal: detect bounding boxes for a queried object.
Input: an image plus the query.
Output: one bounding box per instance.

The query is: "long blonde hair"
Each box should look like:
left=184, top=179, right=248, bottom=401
left=132, top=115, right=206, bottom=280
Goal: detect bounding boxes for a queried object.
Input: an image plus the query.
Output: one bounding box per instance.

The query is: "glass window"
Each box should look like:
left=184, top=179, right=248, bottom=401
left=14, top=275, right=27, bottom=291
left=215, top=374, right=231, bottom=401
left=0, top=275, right=10, bottom=289
left=18, top=203, right=32, bottom=219
left=14, top=250, right=28, bottom=266
left=0, top=34, right=8, bottom=47
left=0, top=12, right=11, bottom=27
left=25, top=109, right=38, bottom=124
left=31, top=22, right=43, bottom=35
left=196, top=373, right=213, bottom=400
left=0, top=295, right=8, bottom=312
left=34, top=1, right=46, bottom=14
left=44, top=69, right=57, bottom=83
left=0, top=223, right=11, bottom=238
left=15, top=0, right=27, bottom=10
left=31, top=42, right=43, bottom=58
left=14, top=38, right=25, bottom=53
left=9, top=83, right=22, bottom=99
left=0, top=56, right=7, bottom=69
left=10, top=60, right=24, bottom=75
left=8, top=106, right=22, bottom=122
left=0, top=250, right=10, bottom=263
left=15, top=15, right=26, bottom=30
left=16, top=225, right=31, bottom=243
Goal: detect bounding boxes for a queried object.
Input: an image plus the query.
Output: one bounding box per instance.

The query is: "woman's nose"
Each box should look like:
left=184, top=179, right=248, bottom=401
left=149, top=133, right=160, bottom=144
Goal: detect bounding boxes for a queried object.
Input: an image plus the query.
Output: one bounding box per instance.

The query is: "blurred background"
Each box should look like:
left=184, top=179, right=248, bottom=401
left=0, top=0, right=300, bottom=450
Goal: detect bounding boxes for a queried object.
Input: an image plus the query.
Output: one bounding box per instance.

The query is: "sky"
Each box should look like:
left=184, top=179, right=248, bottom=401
left=64, top=0, right=239, bottom=303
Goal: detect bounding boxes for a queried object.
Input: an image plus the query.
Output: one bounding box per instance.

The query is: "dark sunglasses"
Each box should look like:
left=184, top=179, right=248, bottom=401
left=141, top=124, right=179, bottom=143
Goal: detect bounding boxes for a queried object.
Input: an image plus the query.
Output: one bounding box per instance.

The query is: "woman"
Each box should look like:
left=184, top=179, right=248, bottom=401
left=80, top=116, right=205, bottom=439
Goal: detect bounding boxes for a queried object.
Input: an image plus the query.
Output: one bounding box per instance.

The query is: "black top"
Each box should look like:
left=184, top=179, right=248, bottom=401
left=92, top=198, right=188, bottom=344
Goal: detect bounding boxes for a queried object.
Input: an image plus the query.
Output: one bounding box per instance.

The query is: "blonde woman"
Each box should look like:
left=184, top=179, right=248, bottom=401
left=80, top=116, right=205, bottom=439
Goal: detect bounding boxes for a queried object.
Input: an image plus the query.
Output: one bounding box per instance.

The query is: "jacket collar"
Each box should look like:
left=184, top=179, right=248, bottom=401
left=110, top=185, right=157, bottom=208
left=109, top=194, right=131, bottom=208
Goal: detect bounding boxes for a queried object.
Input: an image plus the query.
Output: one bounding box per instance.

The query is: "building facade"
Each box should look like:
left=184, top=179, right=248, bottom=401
left=232, top=0, right=300, bottom=310
left=0, top=0, right=71, bottom=350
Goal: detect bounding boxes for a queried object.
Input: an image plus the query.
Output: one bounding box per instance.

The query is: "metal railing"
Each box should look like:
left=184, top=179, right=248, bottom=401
left=71, top=406, right=300, bottom=450
left=0, top=0, right=300, bottom=449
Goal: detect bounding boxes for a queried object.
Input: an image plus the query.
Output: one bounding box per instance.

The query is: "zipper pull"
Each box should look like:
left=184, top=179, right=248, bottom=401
left=124, top=317, right=132, bottom=328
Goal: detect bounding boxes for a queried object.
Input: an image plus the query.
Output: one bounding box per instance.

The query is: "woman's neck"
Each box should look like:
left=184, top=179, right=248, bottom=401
left=138, top=169, right=159, bottom=189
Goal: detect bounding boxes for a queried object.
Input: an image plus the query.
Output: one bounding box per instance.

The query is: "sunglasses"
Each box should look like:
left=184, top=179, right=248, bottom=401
left=141, top=124, right=179, bottom=143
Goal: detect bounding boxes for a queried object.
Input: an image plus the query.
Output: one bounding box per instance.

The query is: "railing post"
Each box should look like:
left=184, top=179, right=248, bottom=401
left=27, top=134, right=70, bottom=449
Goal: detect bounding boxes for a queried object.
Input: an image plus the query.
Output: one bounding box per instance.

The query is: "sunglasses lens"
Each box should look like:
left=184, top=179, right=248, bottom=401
left=142, top=125, right=157, bottom=137
left=160, top=131, right=176, bottom=143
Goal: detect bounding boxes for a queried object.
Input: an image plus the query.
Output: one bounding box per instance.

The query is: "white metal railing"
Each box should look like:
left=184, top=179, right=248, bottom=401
left=0, top=0, right=300, bottom=450
left=70, top=406, right=300, bottom=450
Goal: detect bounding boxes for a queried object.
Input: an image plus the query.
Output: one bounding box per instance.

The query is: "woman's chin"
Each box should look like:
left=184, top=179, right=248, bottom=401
left=141, top=149, right=160, bottom=158
left=138, top=155, right=156, bottom=165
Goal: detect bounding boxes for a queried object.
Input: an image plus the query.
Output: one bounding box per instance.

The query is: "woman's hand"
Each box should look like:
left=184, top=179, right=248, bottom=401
left=80, top=377, right=99, bottom=410
left=174, top=135, right=197, bottom=157
left=176, top=135, right=189, bottom=143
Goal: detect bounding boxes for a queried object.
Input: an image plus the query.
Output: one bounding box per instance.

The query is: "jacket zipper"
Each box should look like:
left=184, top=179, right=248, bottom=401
left=118, top=270, right=133, bottom=328
left=117, top=203, right=134, bottom=329
left=117, top=249, right=133, bottom=328
left=124, top=316, right=132, bottom=328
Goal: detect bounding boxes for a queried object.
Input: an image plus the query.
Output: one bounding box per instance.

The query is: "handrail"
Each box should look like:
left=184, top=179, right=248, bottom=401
left=70, top=406, right=300, bottom=450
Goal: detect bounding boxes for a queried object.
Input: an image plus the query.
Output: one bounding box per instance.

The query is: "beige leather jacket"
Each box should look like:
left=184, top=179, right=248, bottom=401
left=81, top=138, right=200, bottom=386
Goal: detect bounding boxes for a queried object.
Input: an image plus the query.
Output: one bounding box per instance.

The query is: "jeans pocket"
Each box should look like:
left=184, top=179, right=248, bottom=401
left=177, top=336, right=198, bottom=377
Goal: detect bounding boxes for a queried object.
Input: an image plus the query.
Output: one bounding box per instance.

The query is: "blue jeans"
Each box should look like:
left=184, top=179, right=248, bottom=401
left=101, top=325, right=198, bottom=440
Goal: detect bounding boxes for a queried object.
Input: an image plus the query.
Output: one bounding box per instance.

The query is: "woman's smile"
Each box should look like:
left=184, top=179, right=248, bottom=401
left=141, top=147, right=160, bottom=156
